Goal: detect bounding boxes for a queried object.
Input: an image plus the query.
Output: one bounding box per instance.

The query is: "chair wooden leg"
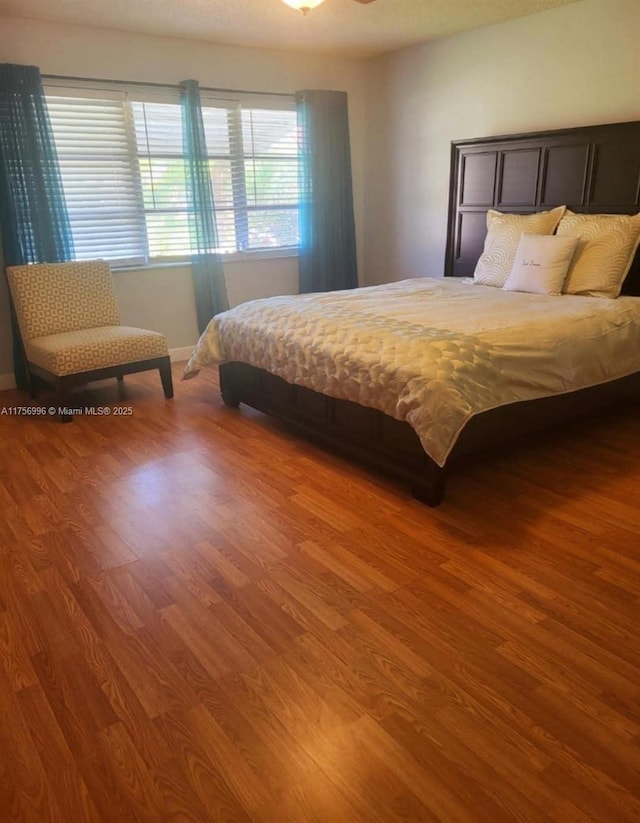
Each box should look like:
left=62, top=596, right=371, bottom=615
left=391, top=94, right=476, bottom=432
left=25, top=366, right=39, bottom=399
left=116, top=374, right=124, bottom=383
left=55, top=378, right=73, bottom=423
left=159, top=358, right=174, bottom=399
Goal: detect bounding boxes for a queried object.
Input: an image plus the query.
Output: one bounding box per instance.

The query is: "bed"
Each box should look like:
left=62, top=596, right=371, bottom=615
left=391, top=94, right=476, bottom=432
left=185, top=120, right=640, bottom=505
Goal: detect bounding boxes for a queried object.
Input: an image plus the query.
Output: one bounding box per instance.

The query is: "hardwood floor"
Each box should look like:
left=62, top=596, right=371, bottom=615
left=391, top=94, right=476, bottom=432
left=1, top=363, right=639, bottom=822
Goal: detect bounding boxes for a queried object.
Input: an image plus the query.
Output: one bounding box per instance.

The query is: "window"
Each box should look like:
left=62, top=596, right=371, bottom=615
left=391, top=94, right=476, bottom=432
left=45, top=83, right=299, bottom=266
left=131, top=100, right=191, bottom=258
left=47, top=94, right=148, bottom=266
left=236, top=107, right=300, bottom=251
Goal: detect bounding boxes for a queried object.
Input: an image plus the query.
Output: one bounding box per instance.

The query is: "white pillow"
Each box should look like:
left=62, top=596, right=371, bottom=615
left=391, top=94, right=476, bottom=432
left=503, top=234, right=579, bottom=295
left=473, top=206, right=566, bottom=288
left=556, top=210, right=640, bottom=298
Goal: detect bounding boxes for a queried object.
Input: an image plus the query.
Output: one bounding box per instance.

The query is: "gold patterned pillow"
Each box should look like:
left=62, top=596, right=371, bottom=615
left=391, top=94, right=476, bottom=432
left=473, top=206, right=566, bottom=288
left=556, top=211, right=640, bottom=298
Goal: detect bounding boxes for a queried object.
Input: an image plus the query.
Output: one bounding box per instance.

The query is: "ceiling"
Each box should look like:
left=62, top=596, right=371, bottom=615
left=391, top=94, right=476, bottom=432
left=0, top=0, right=584, bottom=59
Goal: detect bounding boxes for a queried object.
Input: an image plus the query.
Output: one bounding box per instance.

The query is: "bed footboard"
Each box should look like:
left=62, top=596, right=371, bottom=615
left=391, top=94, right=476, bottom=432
left=218, top=362, right=447, bottom=505
left=219, top=362, right=640, bottom=507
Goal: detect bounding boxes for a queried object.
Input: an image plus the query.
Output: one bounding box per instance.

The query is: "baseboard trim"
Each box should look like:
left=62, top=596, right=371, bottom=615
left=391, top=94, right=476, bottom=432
left=0, top=346, right=193, bottom=393
left=169, top=346, right=194, bottom=363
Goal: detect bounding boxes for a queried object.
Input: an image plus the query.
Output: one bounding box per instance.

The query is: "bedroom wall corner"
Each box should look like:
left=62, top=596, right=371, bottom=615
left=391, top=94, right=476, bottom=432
left=362, top=0, right=640, bottom=287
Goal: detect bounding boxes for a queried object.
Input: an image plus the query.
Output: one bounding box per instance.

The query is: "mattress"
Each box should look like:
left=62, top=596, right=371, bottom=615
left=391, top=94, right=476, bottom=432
left=184, top=278, right=640, bottom=466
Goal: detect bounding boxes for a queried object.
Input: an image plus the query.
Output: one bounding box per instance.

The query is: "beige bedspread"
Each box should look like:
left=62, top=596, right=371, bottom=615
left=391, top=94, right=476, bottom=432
left=184, top=278, right=640, bottom=466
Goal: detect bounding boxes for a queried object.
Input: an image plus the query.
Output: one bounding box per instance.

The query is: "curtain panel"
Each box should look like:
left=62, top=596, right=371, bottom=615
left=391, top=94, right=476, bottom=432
left=180, top=79, right=229, bottom=334
left=296, top=89, right=358, bottom=294
left=0, top=63, right=74, bottom=387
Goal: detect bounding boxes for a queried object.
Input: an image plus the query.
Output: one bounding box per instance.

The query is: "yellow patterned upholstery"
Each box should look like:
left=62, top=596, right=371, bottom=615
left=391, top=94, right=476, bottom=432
left=5, top=262, right=172, bottom=397
left=6, top=260, right=120, bottom=341
left=26, top=326, right=169, bottom=377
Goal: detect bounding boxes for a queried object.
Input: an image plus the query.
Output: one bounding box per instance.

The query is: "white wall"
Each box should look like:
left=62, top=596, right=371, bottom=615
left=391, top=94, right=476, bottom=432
left=364, top=0, right=640, bottom=285
left=111, top=257, right=299, bottom=354
left=0, top=16, right=368, bottom=377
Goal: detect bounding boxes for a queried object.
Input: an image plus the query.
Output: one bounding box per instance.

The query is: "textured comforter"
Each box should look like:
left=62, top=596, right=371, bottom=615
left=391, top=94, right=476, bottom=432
left=184, top=278, right=640, bottom=466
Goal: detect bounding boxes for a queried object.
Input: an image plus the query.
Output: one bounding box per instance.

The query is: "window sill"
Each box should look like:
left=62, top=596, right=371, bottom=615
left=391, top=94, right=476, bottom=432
left=113, top=247, right=299, bottom=272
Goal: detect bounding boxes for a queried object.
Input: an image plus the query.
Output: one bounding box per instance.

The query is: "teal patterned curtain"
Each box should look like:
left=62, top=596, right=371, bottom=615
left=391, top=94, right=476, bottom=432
left=296, top=90, right=358, bottom=294
left=0, top=63, right=74, bottom=388
left=180, top=79, right=228, bottom=333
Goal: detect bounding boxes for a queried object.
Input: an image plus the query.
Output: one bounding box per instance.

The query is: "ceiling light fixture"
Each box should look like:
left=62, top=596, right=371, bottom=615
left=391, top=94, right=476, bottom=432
left=282, top=0, right=376, bottom=14
left=282, top=0, right=326, bottom=14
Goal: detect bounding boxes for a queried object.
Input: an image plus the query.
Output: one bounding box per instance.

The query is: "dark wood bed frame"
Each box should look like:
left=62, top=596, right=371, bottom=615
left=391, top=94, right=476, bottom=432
left=219, top=120, right=640, bottom=505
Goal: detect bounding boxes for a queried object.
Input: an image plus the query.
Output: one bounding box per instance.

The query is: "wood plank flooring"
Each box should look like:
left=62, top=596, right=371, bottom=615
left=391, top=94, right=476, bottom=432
left=0, top=364, right=639, bottom=822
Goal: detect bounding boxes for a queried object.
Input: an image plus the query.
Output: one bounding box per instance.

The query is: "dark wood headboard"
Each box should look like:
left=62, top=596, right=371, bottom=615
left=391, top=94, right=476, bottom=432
left=445, top=120, right=640, bottom=295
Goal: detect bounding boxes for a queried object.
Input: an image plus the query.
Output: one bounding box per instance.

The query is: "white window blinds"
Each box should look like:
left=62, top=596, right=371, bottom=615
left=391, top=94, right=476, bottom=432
left=47, top=95, right=148, bottom=266
left=45, top=84, right=299, bottom=265
left=131, top=100, right=191, bottom=258
left=240, top=108, right=299, bottom=251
